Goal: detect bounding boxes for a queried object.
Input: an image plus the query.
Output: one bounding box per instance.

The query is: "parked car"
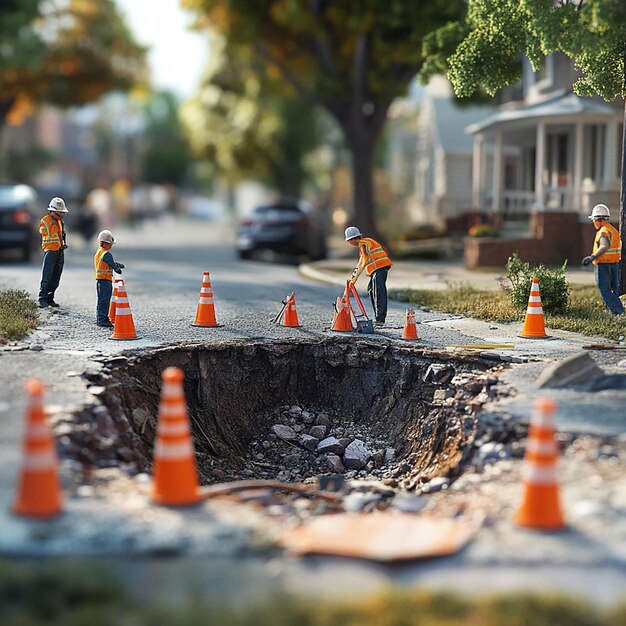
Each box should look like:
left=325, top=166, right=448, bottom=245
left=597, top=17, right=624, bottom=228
left=0, top=184, right=40, bottom=261
left=236, top=199, right=327, bottom=260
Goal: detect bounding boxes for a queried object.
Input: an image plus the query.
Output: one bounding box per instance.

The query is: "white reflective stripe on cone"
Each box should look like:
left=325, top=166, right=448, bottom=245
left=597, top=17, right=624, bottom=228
left=26, top=423, right=52, bottom=439
left=522, top=463, right=558, bottom=484
left=526, top=306, right=544, bottom=315
left=157, top=421, right=190, bottom=436
left=531, top=413, right=555, bottom=428
left=529, top=296, right=542, bottom=303
left=526, top=439, right=558, bottom=455
left=161, top=382, right=180, bottom=397
left=155, top=440, right=194, bottom=460
left=198, top=297, right=214, bottom=304
left=159, top=402, right=186, bottom=417
left=116, top=297, right=129, bottom=304
left=22, top=450, right=56, bottom=470
left=115, top=308, right=132, bottom=316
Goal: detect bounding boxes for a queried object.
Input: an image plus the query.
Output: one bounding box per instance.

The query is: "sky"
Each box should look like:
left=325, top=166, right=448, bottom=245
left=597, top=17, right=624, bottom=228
left=116, top=0, right=208, bottom=98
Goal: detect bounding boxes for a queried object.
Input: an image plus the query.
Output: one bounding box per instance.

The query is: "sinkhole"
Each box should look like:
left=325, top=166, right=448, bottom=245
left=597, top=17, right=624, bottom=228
left=68, top=337, right=505, bottom=489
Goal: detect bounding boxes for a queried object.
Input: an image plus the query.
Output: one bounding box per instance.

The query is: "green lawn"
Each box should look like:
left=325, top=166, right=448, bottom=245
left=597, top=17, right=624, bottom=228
left=391, top=284, right=624, bottom=341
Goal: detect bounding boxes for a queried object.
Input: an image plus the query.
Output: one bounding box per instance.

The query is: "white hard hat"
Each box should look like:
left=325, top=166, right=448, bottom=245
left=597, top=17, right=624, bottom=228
left=98, top=229, right=114, bottom=243
left=48, top=197, right=68, bottom=213
left=344, top=226, right=362, bottom=241
left=589, top=204, right=610, bottom=220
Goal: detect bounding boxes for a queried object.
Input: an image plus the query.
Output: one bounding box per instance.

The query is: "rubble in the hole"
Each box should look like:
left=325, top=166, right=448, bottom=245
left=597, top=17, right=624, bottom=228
left=246, top=404, right=395, bottom=483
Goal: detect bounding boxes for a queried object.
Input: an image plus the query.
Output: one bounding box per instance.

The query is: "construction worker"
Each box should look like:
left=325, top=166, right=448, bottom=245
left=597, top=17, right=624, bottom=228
left=37, top=197, right=68, bottom=308
left=346, top=226, right=392, bottom=325
left=582, top=203, right=624, bottom=316
left=94, top=230, right=125, bottom=328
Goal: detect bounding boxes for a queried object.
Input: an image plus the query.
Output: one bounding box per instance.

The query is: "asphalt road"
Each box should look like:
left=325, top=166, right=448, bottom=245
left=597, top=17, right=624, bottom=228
left=1, top=214, right=626, bottom=608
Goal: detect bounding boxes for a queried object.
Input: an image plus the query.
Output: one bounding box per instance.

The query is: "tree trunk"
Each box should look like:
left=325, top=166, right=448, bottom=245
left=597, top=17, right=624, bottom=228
left=619, top=59, right=626, bottom=294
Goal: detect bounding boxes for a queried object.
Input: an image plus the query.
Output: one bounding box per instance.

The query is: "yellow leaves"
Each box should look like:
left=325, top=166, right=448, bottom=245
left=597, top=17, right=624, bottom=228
left=59, top=59, right=79, bottom=76
left=6, top=95, right=35, bottom=127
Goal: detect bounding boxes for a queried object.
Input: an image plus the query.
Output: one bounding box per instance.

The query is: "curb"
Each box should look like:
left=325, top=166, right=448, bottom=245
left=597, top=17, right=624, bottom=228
left=298, top=263, right=347, bottom=288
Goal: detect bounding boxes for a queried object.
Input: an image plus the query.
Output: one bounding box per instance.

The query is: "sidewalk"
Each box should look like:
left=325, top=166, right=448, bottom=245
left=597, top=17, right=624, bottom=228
left=301, top=256, right=596, bottom=292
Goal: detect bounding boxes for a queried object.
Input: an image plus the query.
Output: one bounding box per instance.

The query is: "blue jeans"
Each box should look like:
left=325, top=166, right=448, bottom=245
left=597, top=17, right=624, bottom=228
left=594, top=263, right=624, bottom=315
left=37, top=249, right=64, bottom=303
left=96, top=279, right=113, bottom=324
left=367, top=267, right=390, bottom=323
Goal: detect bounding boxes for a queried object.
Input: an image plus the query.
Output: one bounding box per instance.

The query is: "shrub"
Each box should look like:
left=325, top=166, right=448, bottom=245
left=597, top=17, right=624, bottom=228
left=505, top=252, right=570, bottom=314
left=398, top=224, right=442, bottom=241
left=468, top=223, right=498, bottom=238
left=0, top=289, right=39, bottom=340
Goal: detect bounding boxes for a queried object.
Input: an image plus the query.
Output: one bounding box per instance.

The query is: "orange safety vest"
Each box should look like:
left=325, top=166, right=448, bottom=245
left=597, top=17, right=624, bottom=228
left=358, top=237, right=392, bottom=276
left=593, top=223, right=621, bottom=264
left=39, top=214, right=64, bottom=251
left=94, top=246, right=114, bottom=280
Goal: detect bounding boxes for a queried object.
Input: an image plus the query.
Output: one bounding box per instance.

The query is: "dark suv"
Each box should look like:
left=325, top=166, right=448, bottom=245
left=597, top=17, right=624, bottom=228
left=0, top=184, right=40, bottom=261
left=236, top=199, right=327, bottom=260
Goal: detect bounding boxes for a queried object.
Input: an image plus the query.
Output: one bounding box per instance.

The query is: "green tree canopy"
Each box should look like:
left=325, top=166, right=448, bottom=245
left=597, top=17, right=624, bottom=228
left=0, top=0, right=147, bottom=128
left=141, top=91, right=192, bottom=186
left=183, top=0, right=466, bottom=238
left=180, top=34, right=321, bottom=197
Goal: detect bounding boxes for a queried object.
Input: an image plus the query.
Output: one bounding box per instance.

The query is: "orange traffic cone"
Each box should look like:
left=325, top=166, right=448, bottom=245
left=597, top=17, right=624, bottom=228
left=108, top=279, right=121, bottom=323
left=191, top=272, right=222, bottom=327
left=13, top=379, right=63, bottom=518
left=519, top=277, right=548, bottom=338
left=277, top=291, right=302, bottom=327
left=109, top=280, right=140, bottom=340
left=331, top=282, right=354, bottom=332
left=402, top=308, right=419, bottom=339
left=515, top=397, right=565, bottom=530
left=152, top=367, right=202, bottom=506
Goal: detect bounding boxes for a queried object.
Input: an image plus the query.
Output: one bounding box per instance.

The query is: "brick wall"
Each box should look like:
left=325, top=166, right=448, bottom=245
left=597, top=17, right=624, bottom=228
left=464, top=211, right=597, bottom=269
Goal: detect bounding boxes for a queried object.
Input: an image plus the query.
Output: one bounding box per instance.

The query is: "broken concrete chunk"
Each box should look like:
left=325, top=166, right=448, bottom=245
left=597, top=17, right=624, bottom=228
left=317, top=436, right=343, bottom=454
left=536, top=351, right=603, bottom=389
left=326, top=454, right=345, bottom=473
left=299, top=434, right=319, bottom=451
left=343, top=439, right=370, bottom=470
left=309, top=424, right=328, bottom=439
left=270, top=424, right=297, bottom=441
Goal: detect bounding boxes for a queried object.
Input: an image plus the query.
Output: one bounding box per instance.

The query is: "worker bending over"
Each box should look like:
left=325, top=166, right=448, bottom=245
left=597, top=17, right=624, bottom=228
left=345, top=226, right=392, bottom=326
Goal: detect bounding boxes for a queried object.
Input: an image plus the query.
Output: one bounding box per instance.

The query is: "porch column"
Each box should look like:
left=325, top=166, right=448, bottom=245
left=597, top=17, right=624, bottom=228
left=491, top=130, right=503, bottom=212
left=472, top=134, right=484, bottom=209
left=603, top=119, right=618, bottom=189
left=535, top=122, right=546, bottom=210
left=573, top=121, right=584, bottom=211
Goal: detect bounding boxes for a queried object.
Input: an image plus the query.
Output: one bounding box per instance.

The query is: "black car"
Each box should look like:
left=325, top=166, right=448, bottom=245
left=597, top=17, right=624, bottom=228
left=236, top=199, right=327, bottom=260
left=0, top=184, right=40, bottom=261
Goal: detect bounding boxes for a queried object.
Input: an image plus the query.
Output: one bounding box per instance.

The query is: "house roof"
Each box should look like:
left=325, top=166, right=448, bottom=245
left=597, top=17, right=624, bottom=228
left=467, top=91, right=620, bottom=135
left=430, top=97, right=496, bottom=154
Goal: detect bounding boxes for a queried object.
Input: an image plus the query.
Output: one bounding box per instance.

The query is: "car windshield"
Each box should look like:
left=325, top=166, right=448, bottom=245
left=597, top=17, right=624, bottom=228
left=254, top=204, right=302, bottom=215
left=0, top=185, right=35, bottom=206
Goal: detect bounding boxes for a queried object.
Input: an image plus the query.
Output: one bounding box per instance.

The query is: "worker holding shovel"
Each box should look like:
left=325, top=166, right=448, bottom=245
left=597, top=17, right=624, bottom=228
left=345, top=226, right=393, bottom=326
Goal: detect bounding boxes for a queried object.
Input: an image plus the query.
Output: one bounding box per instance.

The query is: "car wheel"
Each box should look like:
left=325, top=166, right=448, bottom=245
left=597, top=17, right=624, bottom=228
left=237, top=249, right=253, bottom=260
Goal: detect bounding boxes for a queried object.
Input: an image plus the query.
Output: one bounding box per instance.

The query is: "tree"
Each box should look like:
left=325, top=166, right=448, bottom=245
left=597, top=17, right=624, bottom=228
left=142, top=91, right=192, bottom=186
left=182, top=0, right=466, bottom=239
left=420, top=0, right=626, bottom=284
left=180, top=35, right=322, bottom=197
left=0, top=0, right=147, bottom=131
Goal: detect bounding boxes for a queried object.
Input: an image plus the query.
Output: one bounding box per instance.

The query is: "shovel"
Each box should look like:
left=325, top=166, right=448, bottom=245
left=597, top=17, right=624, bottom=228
left=348, top=283, right=374, bottom=333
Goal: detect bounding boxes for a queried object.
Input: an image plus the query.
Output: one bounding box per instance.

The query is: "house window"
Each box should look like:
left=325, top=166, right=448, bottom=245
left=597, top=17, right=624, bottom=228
left=531, top=56, right=554, bottom=92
